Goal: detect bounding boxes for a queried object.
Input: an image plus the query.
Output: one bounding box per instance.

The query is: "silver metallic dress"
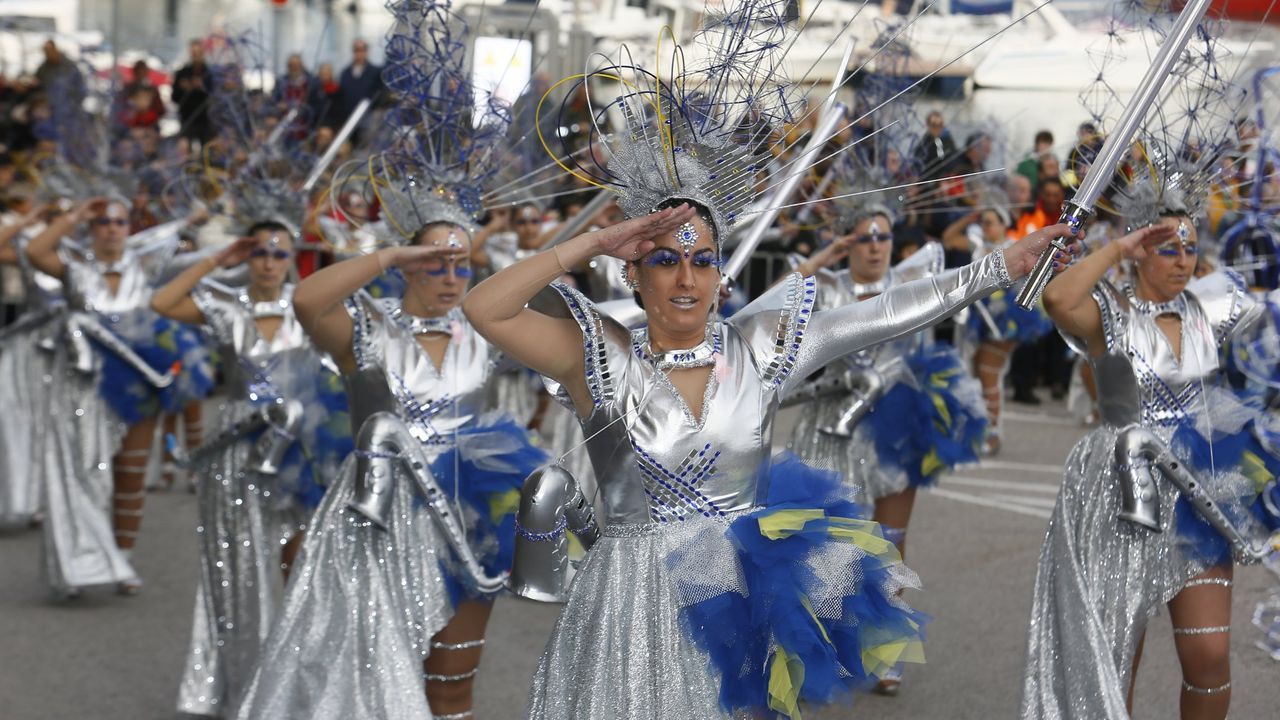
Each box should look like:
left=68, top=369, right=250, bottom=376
left=526, top=250, right=1012, bottom=719
left=786, top=244, right=985, bottom=503
left=37, top=239, right=182, bottom=593
left=234, top=294, right=514, bottom=720
left=177, top=282, right=336, bottom=716
left=1020, top=271, right=1274, bottom=719
left=0, top=236, right=63, bottom=527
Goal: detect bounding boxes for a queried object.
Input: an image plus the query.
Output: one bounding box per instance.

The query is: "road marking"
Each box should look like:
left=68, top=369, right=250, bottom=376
left=946, top=476, right=1060, bottom=494
left=1003, top=410, right=1085, bottom=427
left=971, top=459, right=1064, bottom=475
left=929, top=487, right=1053, bottom=520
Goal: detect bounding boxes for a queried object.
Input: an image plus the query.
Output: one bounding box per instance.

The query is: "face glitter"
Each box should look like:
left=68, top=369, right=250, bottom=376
left=674, top=222, right=699, bottom=255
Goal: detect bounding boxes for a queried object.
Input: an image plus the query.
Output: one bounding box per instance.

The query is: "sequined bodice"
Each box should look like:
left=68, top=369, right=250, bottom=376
left=63, top=252, right=155, bottom=317
left=196, top=283, right=314, bottom=401
left=345, top=293, right=496, bottom=452
left=1094, top=272, right=1256, bottom=429
left=541, top=246, right=1008, bottom=527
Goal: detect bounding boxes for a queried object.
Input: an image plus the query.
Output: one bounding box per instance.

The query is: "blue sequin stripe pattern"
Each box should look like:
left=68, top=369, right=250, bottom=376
left=390, top=370, right=457, bottom=449
left=551, top=283, right=613, bottom=408
left=633, top=442, right=726, bottom=523
left=761, top=274, right=817, bottom=389
left=1211, top=273, right=1248, bottom=339
left=1131, top=349, right=1202, bottom=428
left=344, top=296, right=377, bottom=370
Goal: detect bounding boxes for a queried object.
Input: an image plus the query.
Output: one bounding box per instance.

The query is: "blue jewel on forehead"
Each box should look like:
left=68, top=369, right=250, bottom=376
left=1176, top=220, right=1190, bottom=242
left=675, top=222, right=699, bottom=255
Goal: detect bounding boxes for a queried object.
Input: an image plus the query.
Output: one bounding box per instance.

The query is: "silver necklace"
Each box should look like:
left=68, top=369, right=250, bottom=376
left=633, top=324, right=721, bottom=369
left=1125, top=285, right=1186, bottom=319
left=392, top=306, right=457, bottom=336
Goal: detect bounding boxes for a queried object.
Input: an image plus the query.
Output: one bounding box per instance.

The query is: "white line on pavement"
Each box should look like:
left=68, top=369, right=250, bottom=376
left=1002, top=410, right=1085, bottom=427
left=945, top=476, right=1060, bottom=494
left=971, top=459, right=1064, bottom=475
left=929, top=488, right=1053, bottom=520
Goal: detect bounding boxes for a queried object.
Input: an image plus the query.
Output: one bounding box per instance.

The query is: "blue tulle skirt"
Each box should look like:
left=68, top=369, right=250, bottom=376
left=425, top=415, right=548, bottom=604
left=968, top=287, right=1053, bottom=343
left=865, top=346, right=987, bottom=488
left=97, top=314, right=215, bottom=424
left=669, top=454, right=928, bottom=717
left=1171, top=415, right=1280, bottom=567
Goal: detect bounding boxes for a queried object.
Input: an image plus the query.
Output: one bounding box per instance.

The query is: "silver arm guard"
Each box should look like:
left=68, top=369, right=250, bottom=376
left=169, top=400, right=306, bottom=472
left=819, top=366, right=886, bottom=439
left=0, top=307, right=57, bottom=343
left=167, top=413, right=270, bottom=469
left=508, top=464, right=600, bottom=603
left=348, top=412, right=507, bottom=594
left=65, top=312, right=179, bottom=387
left=1115, top=424, right=1271, bottom=564
left=247, top=400, right=305, bottom=475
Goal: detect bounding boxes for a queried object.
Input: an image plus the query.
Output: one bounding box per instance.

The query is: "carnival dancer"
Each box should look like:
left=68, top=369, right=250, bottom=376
left=23, top=197, right=213, bottom=598
left=462, top=3, right=1075, bottom=715
left=150, top=220, right=349, bottom=715
left=944, top=205, right=1052, bottom=454
left=785, top=206, right=987, bottom=694
left=0, top=204, right=62, bottom=528
left=233, top=3, right=545, bottom=718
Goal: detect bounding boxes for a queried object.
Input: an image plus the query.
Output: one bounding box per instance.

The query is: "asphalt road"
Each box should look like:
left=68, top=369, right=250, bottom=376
left=1, top=397, right=1277, bottom=719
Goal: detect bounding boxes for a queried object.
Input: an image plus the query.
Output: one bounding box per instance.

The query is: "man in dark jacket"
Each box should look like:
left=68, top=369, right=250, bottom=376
left=172, top=39, right=213, bottom=149
left=336, top=39, right=382, bottom=144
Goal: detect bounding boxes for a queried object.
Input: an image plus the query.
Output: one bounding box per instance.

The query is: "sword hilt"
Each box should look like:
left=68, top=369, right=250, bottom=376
left=1013, top=202, right=1092, bottom=310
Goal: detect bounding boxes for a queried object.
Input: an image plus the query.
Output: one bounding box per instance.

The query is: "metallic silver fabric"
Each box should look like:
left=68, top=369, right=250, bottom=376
left=177, top=284, right=318, bottom=716
left=785, top=247, right=949, bottom=502
left=526, top=252, right=1006, bottom=717
left=0, top=239, right=62, bottom=527
left=232, top=455, right=451, bottom=720
left=236, top=293, right=504, bottom=718
left=1020, top=270, right=1264, bottom=720
left=36, top=243, right=183, bottom=592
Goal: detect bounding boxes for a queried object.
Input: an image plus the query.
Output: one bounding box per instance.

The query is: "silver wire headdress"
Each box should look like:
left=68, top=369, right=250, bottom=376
left=332, top=0, right=511, bottom=240
left=539, top=0, right=801, bottom=242
left=1080, top=0, right=1245, bottom=232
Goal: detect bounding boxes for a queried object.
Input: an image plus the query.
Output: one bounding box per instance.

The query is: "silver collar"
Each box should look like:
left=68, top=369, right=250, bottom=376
left=1125, top=285, right=1187, bottom=318
left=392, top=306, right=458, bottom=336
left=240, top=285, right=293, bottom=320
left=633, top=324, right=722, bottom=370
left=843, top=271, right=891, bottom=298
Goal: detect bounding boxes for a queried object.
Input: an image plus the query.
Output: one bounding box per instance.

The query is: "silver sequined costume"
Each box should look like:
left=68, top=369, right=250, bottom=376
left=0, top=234, right=63, bottom=527
left=177, top=282, right=335, bottom=716
left=786, top=243, right=985, bottom=502
left=234, top=294, right=511, bottom=720
left=37, top=234, right=187, bottom=593
left=1020, top=270, right=1274, bottom=719
left=525, top=250, right=1012, bottom=719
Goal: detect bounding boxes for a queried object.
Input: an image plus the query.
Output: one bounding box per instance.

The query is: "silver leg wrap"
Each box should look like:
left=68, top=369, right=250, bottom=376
left=881, top=526, right=907, bottom=547
left=1173, top=625, right=1231, bottom=636
left=67, top=313, right=178, bottom=388
left=431, top=639, right=485, bottom=650
left=247, top=399, right=305, bottom=475
left=508, top=464, right=600, bottom=603
left=820, top=367, right=886, bottom=439
left=423, top=668, right=478, bottom=682
left=1182, top=680, right=1231, bottom=695
left=1114, top=425, right=1271, bottom=564
left=1184, top=577, right=1233, bottom=589
left=347, top=412, right=508, bottom=594
left=434, top=712, right=474, bottom=720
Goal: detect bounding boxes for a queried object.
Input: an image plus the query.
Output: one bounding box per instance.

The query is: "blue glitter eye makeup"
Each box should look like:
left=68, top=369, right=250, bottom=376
left=423, top=261, right=472, bottom=277
left=691, top=250, right=721, bottom=268
left=250, top=249, right=292, bottom=260
left=1154, top=242, right=1197, bottom=257
left=645, top=249, right=682, bottom=267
